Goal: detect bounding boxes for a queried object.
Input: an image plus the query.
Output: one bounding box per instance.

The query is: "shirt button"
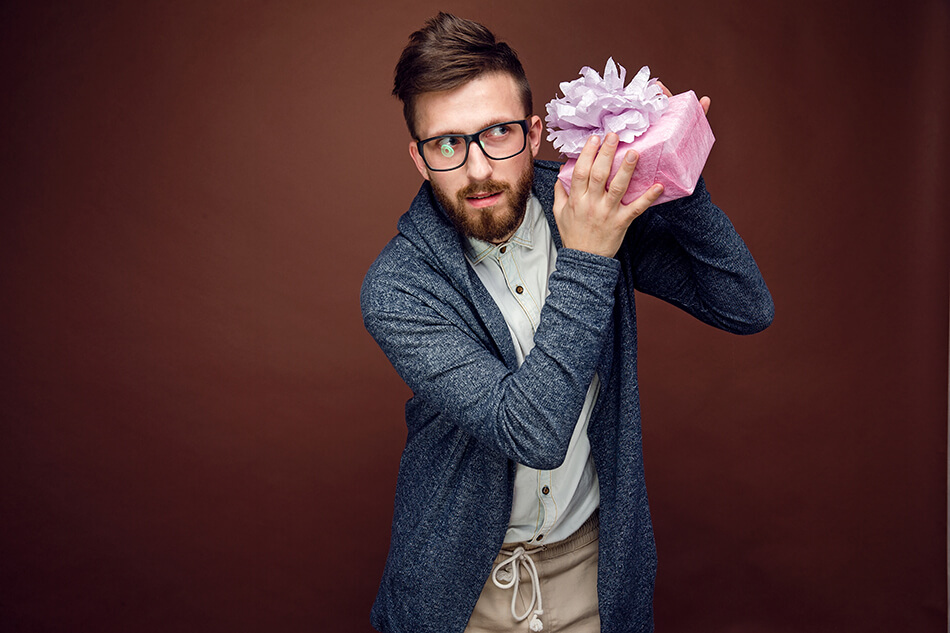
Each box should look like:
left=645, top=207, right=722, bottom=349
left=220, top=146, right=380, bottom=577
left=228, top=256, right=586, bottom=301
left=541, top=486, right=550, bottom=495
left=515, top=285, right=524, bottom=294
left=500, top=246, right=507, bottom=253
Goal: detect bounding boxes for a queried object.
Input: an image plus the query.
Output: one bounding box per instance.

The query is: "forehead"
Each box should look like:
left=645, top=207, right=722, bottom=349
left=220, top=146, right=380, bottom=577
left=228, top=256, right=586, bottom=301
left=414, top=72, right=525, bottom=139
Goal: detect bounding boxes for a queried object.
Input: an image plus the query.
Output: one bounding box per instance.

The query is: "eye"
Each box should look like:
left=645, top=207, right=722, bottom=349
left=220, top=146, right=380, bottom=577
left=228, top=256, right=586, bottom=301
left=485, top=124, right=512, bottom=138
left=433, top=136, right=462, bottom=154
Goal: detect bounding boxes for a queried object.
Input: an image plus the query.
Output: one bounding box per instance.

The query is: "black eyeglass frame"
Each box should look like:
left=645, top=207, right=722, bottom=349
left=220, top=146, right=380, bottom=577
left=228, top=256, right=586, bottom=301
left=415, top=119, right=530, bottom=172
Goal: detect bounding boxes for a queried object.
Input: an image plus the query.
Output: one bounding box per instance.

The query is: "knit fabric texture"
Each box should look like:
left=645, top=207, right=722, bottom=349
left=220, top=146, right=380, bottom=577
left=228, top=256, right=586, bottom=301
left=360, top=160, right=773, bottom=633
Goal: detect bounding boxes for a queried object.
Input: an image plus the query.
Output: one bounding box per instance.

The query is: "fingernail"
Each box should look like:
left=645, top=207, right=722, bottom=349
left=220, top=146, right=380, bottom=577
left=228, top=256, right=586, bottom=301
left=588, top=136, right=600, bottom=146
left=652, top=184, right=664, bottom=193
left=625, top=151, right=638, bottom=163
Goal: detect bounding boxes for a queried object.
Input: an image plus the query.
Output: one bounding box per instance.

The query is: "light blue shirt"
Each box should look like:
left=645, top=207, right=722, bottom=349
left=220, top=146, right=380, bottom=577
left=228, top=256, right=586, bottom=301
left=464, top=195, right=600, bottom=545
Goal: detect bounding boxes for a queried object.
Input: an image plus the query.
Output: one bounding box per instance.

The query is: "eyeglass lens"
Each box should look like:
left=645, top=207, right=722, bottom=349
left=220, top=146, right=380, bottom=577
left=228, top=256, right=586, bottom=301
left=421, top=122, right=526, bottom=171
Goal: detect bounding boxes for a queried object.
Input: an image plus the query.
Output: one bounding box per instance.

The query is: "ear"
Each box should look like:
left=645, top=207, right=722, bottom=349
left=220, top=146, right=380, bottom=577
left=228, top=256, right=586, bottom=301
left=408, top=141, right=430, bottom=181
left=527, top=115, right=543, bottom=158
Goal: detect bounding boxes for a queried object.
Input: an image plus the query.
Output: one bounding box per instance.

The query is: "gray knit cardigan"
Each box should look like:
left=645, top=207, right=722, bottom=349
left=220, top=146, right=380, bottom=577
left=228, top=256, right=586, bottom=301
left=360, top=160, right=773, bottom=633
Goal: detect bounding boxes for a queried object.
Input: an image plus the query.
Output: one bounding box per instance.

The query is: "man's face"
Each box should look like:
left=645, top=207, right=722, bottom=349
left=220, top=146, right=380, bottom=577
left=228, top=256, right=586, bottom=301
left=409, top=73, right=543, bottom=244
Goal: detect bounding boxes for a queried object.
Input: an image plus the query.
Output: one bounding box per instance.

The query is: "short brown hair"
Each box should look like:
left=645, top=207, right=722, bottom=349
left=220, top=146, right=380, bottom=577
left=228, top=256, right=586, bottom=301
left=393, top=13, right=533, bottom=139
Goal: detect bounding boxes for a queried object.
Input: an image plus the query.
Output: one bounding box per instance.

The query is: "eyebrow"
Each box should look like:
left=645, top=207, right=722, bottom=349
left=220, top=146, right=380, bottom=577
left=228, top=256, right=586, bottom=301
left=424, top=117, right=522, bottom=140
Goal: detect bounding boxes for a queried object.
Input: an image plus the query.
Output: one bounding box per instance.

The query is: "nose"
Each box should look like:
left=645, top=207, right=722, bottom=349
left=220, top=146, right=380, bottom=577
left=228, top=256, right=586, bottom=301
left=464, top=140, right=493, bottom=182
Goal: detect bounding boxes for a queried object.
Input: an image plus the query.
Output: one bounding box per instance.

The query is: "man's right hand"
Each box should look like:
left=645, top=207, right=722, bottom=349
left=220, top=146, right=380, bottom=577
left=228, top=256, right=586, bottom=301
left=553, top=132, right=665, bottom=258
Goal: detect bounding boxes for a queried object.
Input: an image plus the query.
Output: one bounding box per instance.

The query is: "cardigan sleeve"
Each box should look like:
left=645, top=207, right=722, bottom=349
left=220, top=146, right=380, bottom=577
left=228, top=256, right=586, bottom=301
left=625, top=177, right=774, bottom=334
left=361, top=247, right=618, bottom=470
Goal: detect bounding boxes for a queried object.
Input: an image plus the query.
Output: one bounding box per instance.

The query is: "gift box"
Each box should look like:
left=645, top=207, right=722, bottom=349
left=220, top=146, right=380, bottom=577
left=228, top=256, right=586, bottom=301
left=546, top=61, right=714, bottom=206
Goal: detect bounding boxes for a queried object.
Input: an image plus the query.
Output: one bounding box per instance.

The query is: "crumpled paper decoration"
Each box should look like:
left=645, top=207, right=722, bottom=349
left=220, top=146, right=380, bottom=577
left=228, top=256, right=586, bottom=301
left=545, top=59, right=714, bottom=206
left=546, top=59, right=668, bottom=157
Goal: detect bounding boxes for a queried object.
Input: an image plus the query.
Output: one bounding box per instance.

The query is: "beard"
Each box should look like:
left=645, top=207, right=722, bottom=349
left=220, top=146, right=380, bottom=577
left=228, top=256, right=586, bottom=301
left=431, top=160, right=535, bottom=243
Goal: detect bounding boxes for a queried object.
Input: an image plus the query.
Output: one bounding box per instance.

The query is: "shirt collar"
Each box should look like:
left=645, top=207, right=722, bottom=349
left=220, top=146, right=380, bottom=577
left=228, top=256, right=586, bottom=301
left=463, top=196, right=539, bottom=265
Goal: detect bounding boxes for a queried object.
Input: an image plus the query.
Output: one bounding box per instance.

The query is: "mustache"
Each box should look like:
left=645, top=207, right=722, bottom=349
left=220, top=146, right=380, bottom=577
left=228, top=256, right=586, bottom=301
left=457, top=180, right=512, bottom=200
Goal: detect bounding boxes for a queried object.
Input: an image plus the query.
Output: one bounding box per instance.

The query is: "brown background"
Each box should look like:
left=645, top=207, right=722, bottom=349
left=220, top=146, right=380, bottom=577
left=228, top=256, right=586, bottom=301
left=1, top=1, right=947, bottom=631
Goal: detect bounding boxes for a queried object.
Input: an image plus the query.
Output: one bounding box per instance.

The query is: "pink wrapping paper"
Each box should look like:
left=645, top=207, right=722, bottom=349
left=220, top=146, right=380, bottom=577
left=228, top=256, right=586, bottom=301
left=556, top=90, right=714, bottom=206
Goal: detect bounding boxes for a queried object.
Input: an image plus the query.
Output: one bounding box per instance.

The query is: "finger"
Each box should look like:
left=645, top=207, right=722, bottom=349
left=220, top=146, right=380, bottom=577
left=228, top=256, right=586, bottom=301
left=570, top=135, right=601, bottom=196
left=656, top=80, right=672, bottom=98
left=700, top=96, right=711, bottom=115
left=589, top=132, right=620, bottom=192
left=605, top=150, right=638, bottom=206
left=553, top=179, right=567, bottom=218
left=619, top=182, right=664, bottom=224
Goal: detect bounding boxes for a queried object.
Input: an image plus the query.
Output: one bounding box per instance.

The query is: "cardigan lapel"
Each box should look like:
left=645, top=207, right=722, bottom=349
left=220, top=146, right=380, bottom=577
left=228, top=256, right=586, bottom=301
left=399, top=182, right=519, bottom=370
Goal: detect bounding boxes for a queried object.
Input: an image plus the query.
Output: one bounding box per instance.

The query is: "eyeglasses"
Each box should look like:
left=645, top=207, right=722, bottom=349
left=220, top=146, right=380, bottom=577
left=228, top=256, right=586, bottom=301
left=416, top=120, right=529, bottom=172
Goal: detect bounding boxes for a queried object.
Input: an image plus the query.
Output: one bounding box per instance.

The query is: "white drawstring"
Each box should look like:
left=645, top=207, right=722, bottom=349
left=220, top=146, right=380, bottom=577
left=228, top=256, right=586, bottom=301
left=491, top=546, right=544, bottom=631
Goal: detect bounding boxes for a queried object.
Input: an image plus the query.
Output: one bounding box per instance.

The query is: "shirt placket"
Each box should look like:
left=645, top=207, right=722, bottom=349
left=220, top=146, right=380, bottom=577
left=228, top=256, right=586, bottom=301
left=494, top=246, right=540, bottom=335
left=494, top=246, right=556, bottom=544
left=534, top=470, right=557, bottom=543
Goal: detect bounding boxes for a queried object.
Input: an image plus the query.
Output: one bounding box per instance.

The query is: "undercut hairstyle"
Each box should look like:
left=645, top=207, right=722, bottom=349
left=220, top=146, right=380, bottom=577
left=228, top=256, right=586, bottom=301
left=393, top=12, right=533, bottom=139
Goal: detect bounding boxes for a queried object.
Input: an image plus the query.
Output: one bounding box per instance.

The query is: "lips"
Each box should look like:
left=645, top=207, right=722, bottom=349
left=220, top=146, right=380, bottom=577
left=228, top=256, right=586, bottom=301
left=465, top=191, right=504, bottom=208
left=456, top=179, right=512, bottom=211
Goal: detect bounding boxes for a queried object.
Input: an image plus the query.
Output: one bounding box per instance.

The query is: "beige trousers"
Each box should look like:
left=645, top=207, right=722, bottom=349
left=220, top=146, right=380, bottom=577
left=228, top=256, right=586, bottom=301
left=464, top=512, right=600, bottom=633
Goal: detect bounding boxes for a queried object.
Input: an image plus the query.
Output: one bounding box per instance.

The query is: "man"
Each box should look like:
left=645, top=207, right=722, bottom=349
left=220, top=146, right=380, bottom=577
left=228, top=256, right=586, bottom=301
left=361, top=12, right=773, bottom=633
